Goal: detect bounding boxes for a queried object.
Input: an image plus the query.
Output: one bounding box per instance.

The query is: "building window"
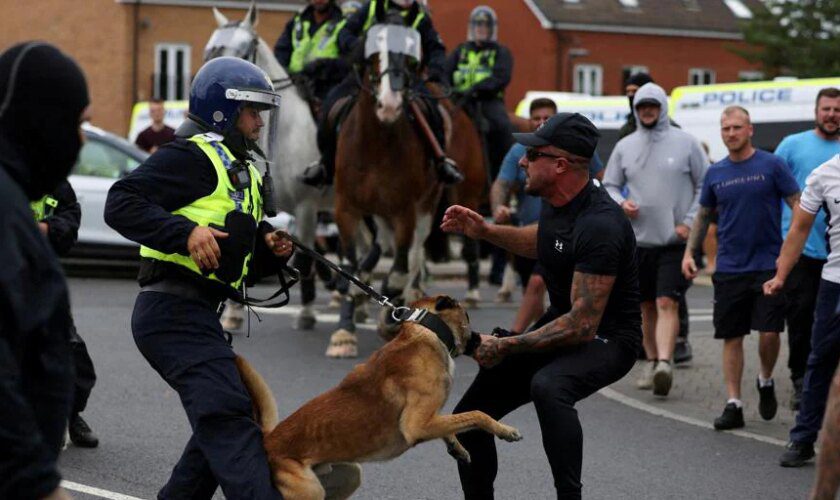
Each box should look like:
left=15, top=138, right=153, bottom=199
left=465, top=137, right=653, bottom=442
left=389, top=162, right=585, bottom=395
left=739, top=70, right=765, bottom=82
left=723, top=0, right=753, bottom=19
left=617, top=0, right=639, bottom=8
left=574, top=64, right=603, bottom=95
left=688, top=68, right=715, bottom=86
left=155, top=43, right=191, bottom=100
left=621, top=65, right=649, bottom=88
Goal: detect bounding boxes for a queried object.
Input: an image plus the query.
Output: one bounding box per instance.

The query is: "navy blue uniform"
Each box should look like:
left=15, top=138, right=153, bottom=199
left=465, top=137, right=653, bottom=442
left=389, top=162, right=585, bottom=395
left=105, top=137, right=286, bottom=499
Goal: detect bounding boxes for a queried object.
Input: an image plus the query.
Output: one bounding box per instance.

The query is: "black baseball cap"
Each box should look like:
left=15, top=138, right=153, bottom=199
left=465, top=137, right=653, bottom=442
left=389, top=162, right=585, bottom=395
left=512, top=112, right=600, bottom=158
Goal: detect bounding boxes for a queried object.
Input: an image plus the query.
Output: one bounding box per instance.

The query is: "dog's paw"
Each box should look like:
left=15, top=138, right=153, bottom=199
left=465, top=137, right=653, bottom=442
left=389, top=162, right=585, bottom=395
left=446, top=441, right=471, bottom=463
left=497, top=425, right=523, bottom=442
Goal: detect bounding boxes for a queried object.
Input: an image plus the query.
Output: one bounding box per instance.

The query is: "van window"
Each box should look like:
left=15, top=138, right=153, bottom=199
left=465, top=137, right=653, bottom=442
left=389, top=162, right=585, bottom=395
left=73, top=139, right=141, bottom=179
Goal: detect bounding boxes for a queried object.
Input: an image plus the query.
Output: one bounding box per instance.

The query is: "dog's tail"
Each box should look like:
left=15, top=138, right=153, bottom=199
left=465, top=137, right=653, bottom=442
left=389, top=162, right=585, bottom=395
left=235, top=355, right=280, bottom=433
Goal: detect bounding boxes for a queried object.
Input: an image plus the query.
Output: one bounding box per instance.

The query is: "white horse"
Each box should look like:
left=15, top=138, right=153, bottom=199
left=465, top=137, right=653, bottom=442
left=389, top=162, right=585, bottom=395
left=206, top=2, right=330, bottom=330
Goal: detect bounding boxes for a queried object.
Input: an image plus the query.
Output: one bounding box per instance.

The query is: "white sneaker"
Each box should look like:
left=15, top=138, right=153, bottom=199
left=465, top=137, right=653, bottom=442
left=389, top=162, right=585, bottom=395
left=653, top=360, right=673, bottom=396
left=636, top=360, right=656, bottom=390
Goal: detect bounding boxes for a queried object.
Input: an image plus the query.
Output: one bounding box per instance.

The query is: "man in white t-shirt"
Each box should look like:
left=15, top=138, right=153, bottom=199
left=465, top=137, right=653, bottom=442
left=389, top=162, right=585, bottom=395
left=765, top=154, right=840, bottom=468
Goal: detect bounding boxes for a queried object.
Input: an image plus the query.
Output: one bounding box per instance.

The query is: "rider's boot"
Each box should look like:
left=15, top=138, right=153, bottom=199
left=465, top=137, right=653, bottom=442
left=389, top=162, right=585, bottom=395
left=436, top=156, right=464, bottom=185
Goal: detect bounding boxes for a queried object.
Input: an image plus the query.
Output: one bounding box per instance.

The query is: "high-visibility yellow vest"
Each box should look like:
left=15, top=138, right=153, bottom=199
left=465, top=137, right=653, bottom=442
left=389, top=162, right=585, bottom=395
left=31, top=195, right=59, bottom=221
left=452, top=46, right=499, bottom=96
left=363, top=0, right=425, bottom=31
left=139, top=133, right=263, bottom=290
left=289, top=14, right=347, bottom=73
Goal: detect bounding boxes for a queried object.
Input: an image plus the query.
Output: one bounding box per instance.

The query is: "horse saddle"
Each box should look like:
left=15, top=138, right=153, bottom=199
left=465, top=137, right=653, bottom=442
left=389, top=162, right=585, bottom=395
left=326, top=95, right=357, bottom=135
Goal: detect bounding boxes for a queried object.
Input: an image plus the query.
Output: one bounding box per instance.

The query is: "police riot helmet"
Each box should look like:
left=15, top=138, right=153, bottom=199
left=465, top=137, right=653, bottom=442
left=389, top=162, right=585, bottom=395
left=341, top=0, right=362, bottom=17
left=189, top=57, right=280, bottom=136
left=468, top=6, right=497, bottom=42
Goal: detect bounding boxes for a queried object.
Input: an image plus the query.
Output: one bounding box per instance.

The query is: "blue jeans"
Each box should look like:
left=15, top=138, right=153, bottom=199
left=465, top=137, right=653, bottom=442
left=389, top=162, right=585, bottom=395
left=790, top=279, right=840, bottom=444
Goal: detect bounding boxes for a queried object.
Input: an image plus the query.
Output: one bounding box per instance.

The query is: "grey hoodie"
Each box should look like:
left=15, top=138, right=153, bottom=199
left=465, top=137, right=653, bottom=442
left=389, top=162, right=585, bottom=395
left=604, top=83, right=708, bottom=247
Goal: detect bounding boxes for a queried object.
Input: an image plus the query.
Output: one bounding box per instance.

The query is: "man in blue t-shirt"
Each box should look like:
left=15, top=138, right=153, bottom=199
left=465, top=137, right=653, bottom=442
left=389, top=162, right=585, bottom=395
left=491, top=97, right=603, bottom=333
left=775, top=87, right=840, bottom=410
left=683, top=105, right=801, bottom=431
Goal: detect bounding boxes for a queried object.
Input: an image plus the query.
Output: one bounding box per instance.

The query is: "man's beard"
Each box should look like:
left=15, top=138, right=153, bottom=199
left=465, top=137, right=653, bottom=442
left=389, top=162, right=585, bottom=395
left=817, top=121, right=839, bottom=138
left=640, top=119, right=657, bottom=129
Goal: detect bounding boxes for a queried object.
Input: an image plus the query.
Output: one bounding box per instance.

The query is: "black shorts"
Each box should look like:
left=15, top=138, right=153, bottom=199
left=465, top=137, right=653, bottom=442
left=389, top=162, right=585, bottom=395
left=636, top=244, right=691, bottom=302
left=512, top=256, right=540, bottom=288
left=712, top=271, right=787, bottom=339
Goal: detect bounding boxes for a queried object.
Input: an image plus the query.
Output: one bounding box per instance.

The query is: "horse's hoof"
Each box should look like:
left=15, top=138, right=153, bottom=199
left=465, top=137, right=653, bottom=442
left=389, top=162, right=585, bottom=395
left=377, top=308, right=400, bottom=342
left=326, top=329, right=358, bottom=358
left=220, top=313, right=244, bottom=331
left=328, top=291, right=342, bottom=309
left=295, top=313, right=317, bottom=330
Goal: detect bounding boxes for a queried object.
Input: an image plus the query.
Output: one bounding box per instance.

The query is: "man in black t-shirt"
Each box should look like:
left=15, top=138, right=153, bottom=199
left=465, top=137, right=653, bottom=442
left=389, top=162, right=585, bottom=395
left=441, top=113, right=641, bottom=500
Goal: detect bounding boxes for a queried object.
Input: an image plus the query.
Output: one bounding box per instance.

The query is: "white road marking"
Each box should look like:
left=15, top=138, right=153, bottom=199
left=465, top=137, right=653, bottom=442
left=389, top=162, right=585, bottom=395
left=598, top=387, right=789, bottom=447
left=61, top=481, right=145, bottom=500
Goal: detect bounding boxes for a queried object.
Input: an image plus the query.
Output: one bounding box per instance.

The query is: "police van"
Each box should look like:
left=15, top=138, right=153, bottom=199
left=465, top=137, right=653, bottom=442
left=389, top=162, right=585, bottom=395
left=671, top=77, right=840, bottom=162
left=127, top=100, right=188, bottom=143
left=515, top=91, right=630, bottom=160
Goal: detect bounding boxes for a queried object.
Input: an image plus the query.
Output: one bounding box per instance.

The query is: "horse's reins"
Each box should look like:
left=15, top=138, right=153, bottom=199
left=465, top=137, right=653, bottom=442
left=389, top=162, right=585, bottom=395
left=280, top=232, right=481, bottom=357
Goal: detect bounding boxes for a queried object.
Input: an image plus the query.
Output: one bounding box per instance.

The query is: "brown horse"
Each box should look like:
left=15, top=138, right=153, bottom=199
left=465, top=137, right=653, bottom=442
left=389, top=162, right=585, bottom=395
left=326, top=24, right=443, bottom=358
left=433, top=86, right=487, bottom=307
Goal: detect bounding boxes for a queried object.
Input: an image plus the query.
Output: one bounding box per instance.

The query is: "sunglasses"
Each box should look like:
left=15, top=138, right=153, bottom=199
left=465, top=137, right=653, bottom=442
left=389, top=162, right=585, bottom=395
left=525, top=148, right=562, bottom=162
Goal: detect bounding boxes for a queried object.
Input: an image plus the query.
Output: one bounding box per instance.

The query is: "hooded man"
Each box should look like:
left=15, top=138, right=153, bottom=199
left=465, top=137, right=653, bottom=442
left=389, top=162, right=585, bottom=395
left=0, top=41, right=90, bottom=500
left=604, top=82, right=708, bottom=397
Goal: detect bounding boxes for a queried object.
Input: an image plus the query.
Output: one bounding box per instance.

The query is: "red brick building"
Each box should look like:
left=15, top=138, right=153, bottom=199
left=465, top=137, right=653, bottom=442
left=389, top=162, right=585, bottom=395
left=0, top=0, right=763, bottom=135
left=431, top=0, right=764, bottom=110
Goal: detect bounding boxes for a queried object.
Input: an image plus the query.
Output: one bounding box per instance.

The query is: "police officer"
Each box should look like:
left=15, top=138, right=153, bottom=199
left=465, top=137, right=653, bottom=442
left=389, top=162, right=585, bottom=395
left=32, top=181, right=100, bottom=449
left=300, top=0, right=463, bottom=187
left=274, top=0, right=350, bottom=103
left=442, top=113, right=641, bottom=499
left=445, top=5, right=514, bottom=179
left=0, top=41, right=89, bottom=500
left=104, top=57, right=293, bottom=499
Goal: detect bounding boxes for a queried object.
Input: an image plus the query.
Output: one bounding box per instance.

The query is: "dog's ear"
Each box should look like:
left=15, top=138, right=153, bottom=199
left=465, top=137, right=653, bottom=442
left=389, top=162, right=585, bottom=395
left=435, top=295, right=458, bottom=311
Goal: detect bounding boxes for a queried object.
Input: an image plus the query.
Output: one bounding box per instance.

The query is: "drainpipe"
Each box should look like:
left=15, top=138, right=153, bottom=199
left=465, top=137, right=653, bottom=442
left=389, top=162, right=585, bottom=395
left=131, top=0, right=140, bottom=104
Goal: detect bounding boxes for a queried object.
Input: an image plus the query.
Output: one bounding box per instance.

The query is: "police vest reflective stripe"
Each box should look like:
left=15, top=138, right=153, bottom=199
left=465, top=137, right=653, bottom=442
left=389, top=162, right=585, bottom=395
left=452, top=46, right=499, bottom=96
left=139, top=133, right=263, bottom=290
left=31, top=195, right=59, bottom=221
left=363, top=0, right=425, bottom=31
left=289, top=15, right=347, bottom=74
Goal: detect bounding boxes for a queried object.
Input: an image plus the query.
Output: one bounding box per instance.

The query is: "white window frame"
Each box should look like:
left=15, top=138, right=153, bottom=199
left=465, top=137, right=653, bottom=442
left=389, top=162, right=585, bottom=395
left=738, top=70, right=765, bottom=82
left=574, top=64, right=603, bottom=96
left=154, top=43, right=191, bottom=101
left=617, top=0, right=640, bottom=8
left=688, top=68, right=715, bottom=86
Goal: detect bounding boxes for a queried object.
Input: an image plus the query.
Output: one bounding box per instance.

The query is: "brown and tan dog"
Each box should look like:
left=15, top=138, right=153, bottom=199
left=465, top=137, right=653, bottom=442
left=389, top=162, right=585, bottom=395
left=236, top=295, right=523, bottom=500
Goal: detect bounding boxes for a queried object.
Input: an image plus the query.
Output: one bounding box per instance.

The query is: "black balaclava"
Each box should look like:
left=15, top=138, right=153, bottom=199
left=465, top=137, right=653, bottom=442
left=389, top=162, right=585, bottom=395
left=0, top=42, right=89, bottom=199
left=626, top=72, right=653, bottom=110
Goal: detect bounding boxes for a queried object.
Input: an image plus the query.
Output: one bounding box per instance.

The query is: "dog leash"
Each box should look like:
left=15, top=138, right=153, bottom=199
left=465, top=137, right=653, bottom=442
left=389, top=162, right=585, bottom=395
left=278, top=231, right=481, bottom=356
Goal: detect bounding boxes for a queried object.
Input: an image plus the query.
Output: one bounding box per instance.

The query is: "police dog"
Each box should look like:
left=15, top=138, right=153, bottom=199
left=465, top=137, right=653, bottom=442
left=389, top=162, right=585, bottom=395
left=236, top=295, right=523, bottom=500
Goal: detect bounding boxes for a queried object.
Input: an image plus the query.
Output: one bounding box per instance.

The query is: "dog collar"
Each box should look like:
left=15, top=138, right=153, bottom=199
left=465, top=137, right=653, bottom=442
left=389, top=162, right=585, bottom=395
left=399, top=308, right=459, bottom=357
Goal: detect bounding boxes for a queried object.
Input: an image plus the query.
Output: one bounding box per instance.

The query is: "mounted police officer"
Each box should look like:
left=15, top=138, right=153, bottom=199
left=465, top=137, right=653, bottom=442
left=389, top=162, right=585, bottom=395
left=32, top=182, right=100, bottom=450
left=274, top=0, right=350, bottom=105
left=300, top=0, right=463, bottom=187
left=105, top=57, right=294, bottom=499
left=445, top=5, right=514, bottom=179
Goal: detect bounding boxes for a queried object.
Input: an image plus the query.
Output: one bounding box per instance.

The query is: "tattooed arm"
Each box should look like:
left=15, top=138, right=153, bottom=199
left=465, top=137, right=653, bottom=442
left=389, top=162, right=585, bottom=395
left=681, top=205, right=713, bottom=280
left=490, top=178, right=514, bottom=224
left=811, top=364, right=840, bottom=500
left=471, top=271, right=615, bottom=367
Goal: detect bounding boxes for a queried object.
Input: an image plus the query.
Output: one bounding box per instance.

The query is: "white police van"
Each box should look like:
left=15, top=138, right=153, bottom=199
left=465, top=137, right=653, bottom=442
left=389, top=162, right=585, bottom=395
left=671, top=77, right=840, bottom=162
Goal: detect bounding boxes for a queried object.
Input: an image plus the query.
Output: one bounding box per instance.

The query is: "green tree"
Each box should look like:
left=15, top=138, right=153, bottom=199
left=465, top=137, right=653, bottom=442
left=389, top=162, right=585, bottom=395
left=733, top=0, right=840, bottom=78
